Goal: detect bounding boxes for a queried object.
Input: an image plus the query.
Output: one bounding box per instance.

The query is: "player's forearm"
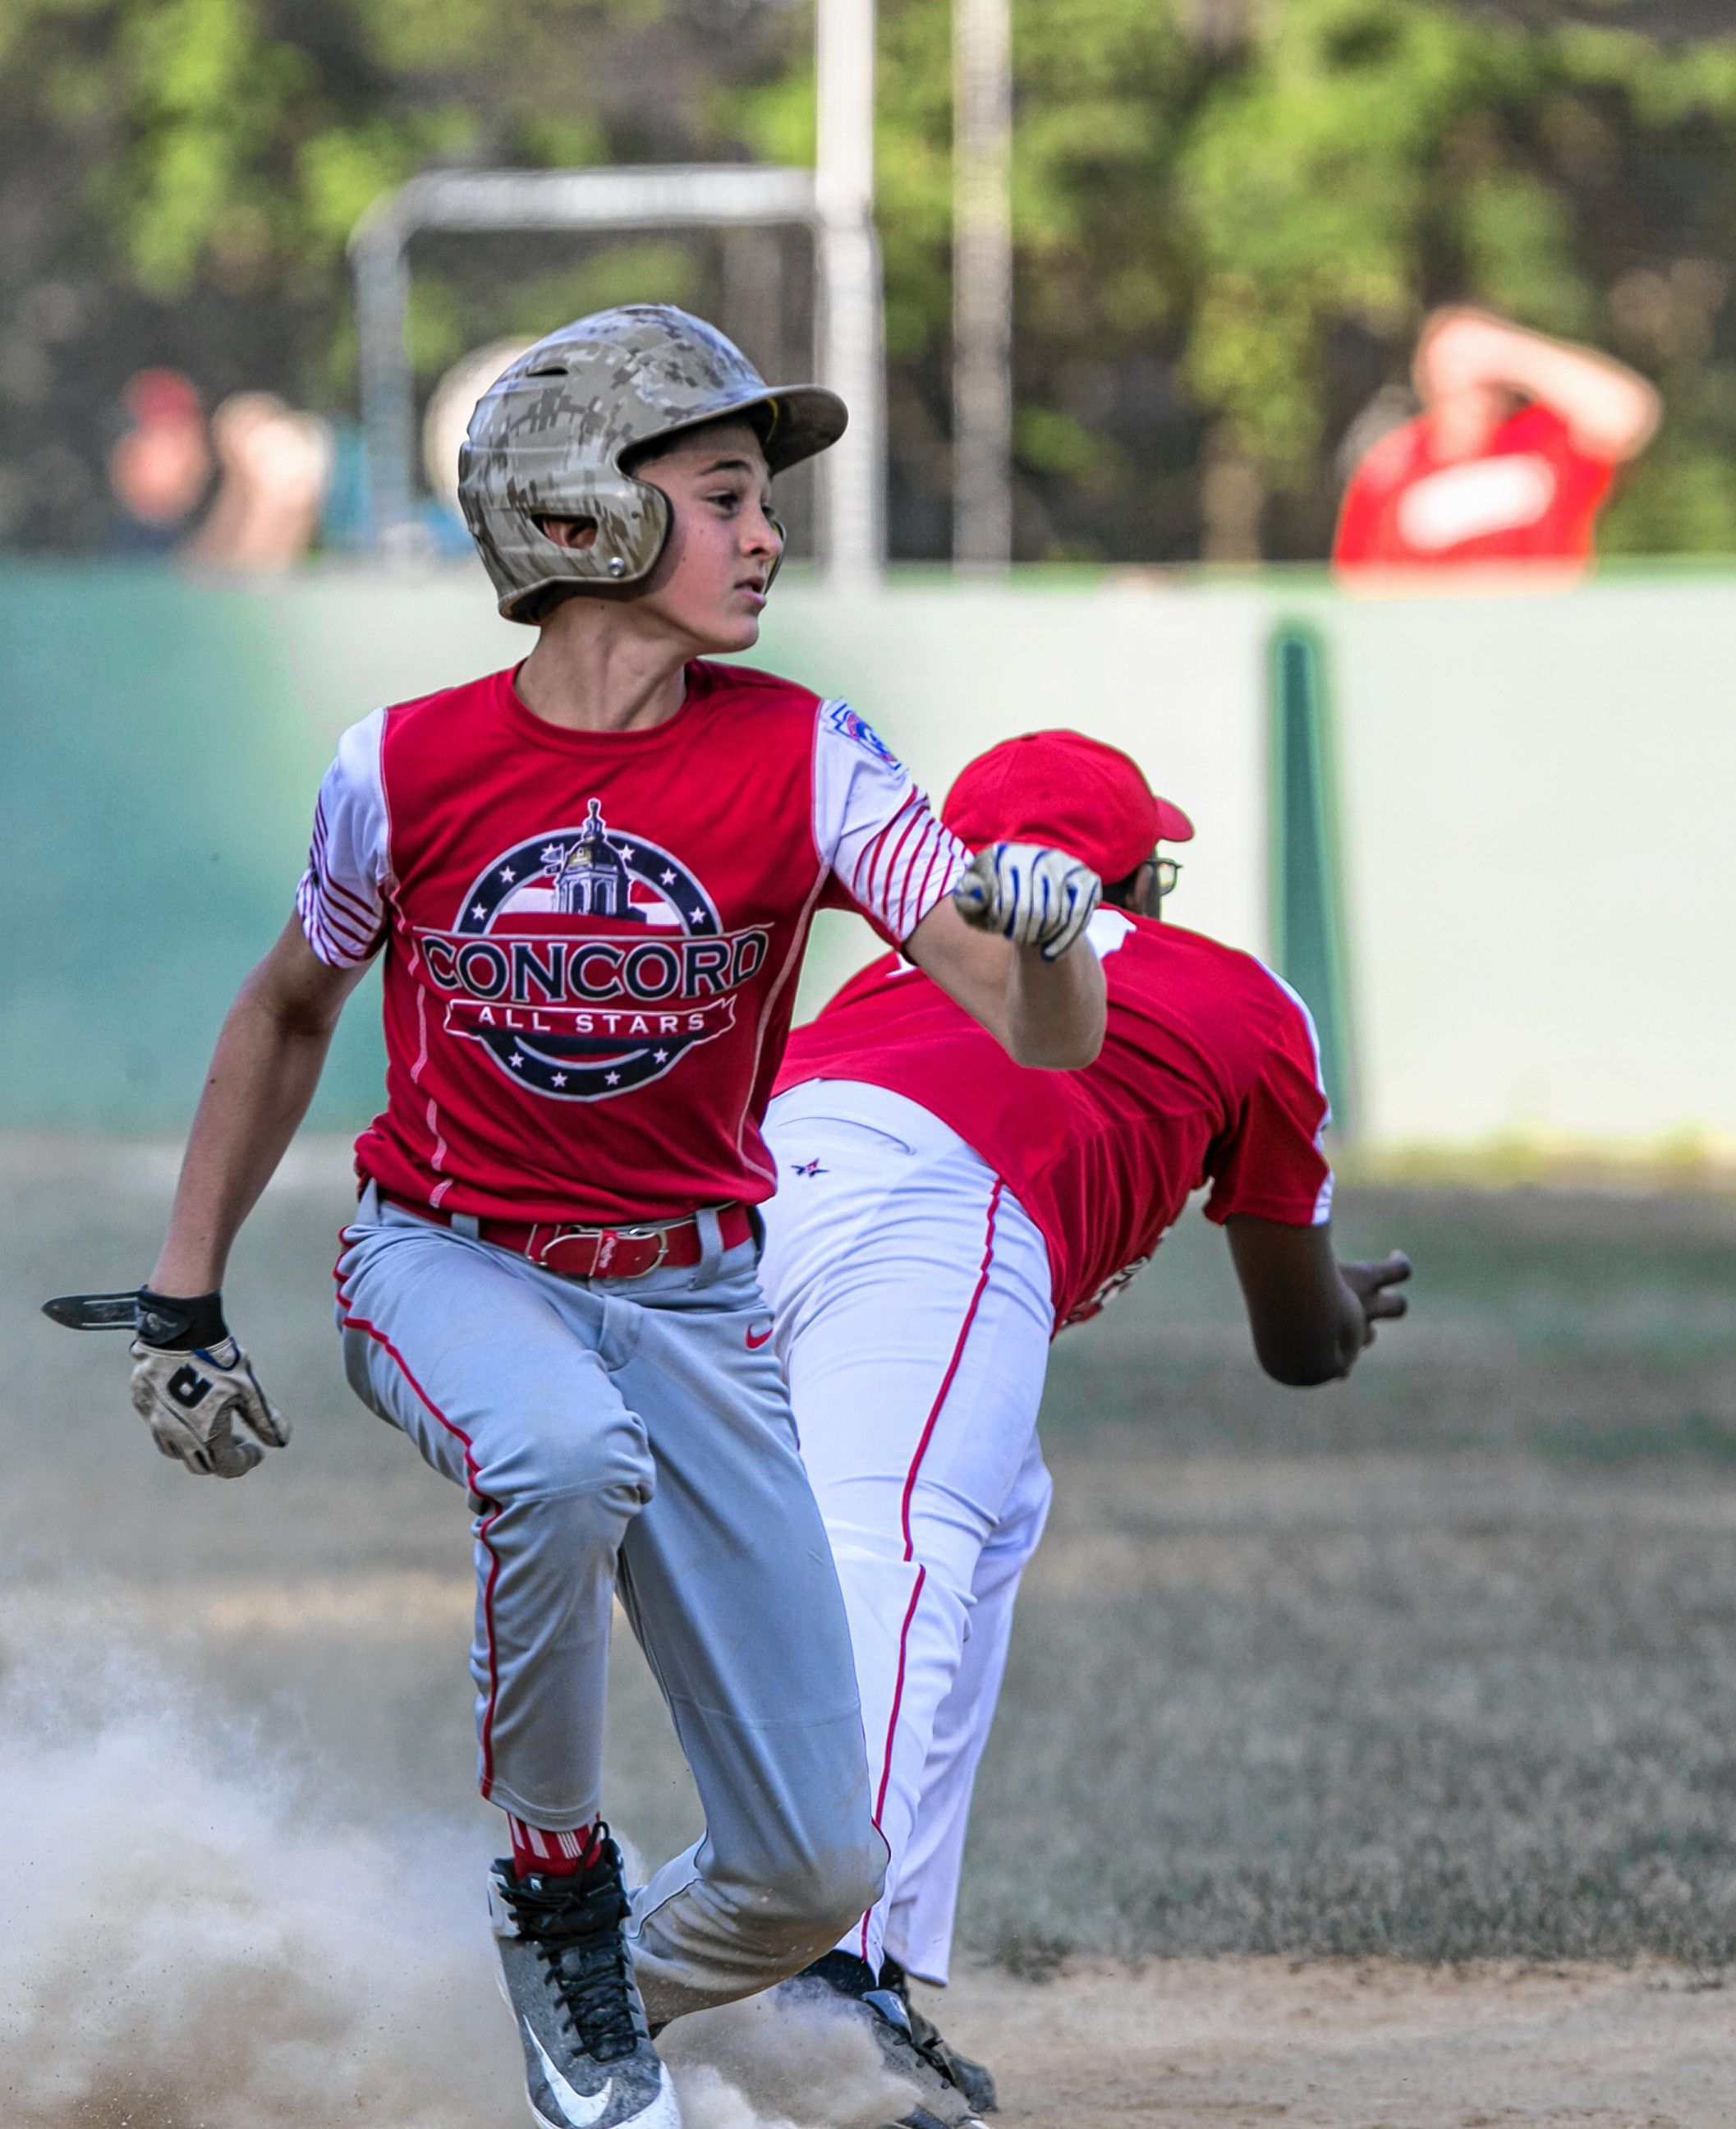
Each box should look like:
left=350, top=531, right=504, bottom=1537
left=149, top=968, right=343, bottom=1294
left=1322, top=1275, right=1372, bottom=1380
left=1003, top=939, right=1105, bottom=1069
left=1477, top=321, right=1660, bottom=458
left=1229, top=1218, right=1385, bottom=1386
left=1246, top=1283, right=1362, bottom=1387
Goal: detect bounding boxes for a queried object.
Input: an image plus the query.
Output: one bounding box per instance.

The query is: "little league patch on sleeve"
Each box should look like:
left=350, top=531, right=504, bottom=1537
left=825, top=701, right=904, bottom=771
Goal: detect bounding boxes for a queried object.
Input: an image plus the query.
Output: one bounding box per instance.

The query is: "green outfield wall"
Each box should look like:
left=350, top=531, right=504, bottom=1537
left=2, top=559, right=1732, bottom=1156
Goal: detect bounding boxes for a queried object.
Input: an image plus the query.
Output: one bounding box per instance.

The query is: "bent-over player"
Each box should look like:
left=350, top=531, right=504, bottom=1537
left=44, top=311, right=1107, bottom=2129
left=760, top=730, right=1410, bottom=2113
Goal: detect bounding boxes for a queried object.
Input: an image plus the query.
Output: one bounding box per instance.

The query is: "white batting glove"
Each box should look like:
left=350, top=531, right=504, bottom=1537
left=130, top=1333, right=290, bottom=1479
left=953, top=843, right=1102, bottom=962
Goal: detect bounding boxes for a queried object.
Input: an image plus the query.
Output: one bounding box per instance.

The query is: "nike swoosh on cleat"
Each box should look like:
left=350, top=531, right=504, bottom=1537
left=527, top=2025, right=612, bottom=2127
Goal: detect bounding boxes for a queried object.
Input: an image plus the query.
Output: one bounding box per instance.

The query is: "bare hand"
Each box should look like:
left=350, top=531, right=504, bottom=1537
left=1340, top=1251, right=1412, bottom=1347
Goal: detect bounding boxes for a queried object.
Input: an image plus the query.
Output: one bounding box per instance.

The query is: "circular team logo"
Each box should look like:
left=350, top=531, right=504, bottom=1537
left=418, top=798, right=767, bottom=1101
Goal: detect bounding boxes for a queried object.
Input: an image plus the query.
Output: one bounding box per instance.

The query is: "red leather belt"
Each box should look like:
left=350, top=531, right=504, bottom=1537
left=377, top=1189, right=754, bottom=1281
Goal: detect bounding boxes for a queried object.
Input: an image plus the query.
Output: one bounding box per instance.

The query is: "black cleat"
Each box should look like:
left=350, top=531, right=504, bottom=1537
left=787, top=1950, right=984, bottom=2129
left=488, top=1828, right=681, bottom=2129
left=879, top=1954, right=998, bottom=2115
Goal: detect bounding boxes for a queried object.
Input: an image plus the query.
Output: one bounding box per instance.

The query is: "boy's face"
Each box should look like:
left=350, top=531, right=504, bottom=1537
left=633, top=418, right=783, bottom=652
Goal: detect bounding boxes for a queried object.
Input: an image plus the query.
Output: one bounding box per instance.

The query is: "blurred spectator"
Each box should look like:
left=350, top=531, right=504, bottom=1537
left=108, top=369, right=213, bottom=551
left=423, top=339, right=535, bottom=514
left=311, top=340, right=534, bottom=559
left=1333, top=308, right=1661, bottom=580
left=417, top=339, right=536, bottom=554
left=185, top=393, right=333, bottom=571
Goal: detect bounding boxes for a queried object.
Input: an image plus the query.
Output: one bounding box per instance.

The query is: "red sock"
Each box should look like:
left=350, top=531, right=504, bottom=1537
left=507, top=1814, right=602, bottom=1880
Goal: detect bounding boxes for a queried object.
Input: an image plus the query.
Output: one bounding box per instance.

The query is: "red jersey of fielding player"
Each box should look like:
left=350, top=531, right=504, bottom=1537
left=755, top=732, right=1410, bottom=2100
left=1334, top=307, right=1660, bottom=580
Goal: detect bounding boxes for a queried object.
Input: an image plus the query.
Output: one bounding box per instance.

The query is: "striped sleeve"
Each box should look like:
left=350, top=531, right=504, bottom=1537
left=294, top=708, right=388, bottom=968
left=812, top=698, right=969, bottom=943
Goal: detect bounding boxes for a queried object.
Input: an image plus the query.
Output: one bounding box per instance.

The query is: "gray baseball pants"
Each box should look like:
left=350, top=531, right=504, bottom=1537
left=333, top=1185, right=885, bottom=2025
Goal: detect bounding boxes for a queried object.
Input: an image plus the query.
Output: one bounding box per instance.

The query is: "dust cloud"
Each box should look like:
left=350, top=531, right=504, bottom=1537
left=661, top=1990, right=907, bottom=2129
left=0, top=1600, right=510, bottom=2127
left=0, top=1602, right=905, bottom=2129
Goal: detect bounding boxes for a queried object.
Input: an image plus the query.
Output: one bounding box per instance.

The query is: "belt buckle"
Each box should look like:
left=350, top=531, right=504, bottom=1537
left=537, top=1222, right=670, bottom=1281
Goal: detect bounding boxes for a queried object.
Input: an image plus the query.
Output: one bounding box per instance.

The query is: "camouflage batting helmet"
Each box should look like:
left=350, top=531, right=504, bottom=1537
left=458, top=305, right=847, bottom=623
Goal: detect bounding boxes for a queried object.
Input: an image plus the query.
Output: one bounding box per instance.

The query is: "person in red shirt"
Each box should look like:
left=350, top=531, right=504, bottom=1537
left=1333, top=306, right=1660, bottom=577
left=760, top=730, right=1411, bottom=2113
left=44, top=310, right=1108, bottom=2129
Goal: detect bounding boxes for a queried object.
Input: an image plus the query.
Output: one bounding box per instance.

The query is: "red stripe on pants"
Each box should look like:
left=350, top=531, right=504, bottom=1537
left=861, top=1179, right=1003, bottom=1956
left=336, top=1271, right=507, bottom=1800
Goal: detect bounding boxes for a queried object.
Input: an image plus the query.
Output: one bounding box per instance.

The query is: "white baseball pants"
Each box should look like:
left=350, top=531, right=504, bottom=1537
left=760, top=1082, right=1056, bottom=1984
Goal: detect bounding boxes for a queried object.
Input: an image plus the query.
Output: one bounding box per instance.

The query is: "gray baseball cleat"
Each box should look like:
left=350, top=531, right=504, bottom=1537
left=879, top=1954, right=998, bottom=2115
left=488, top=1830, right=682, bottom=2129
left=786, top=1951, right=985, bottom=2129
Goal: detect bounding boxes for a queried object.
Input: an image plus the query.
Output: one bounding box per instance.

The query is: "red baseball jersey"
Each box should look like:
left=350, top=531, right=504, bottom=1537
left=774, top=908, right=1333, bottom=1329
left=296, top=660, right=967, bottom=1224
left=1334, top=402, right=1616, bottom=572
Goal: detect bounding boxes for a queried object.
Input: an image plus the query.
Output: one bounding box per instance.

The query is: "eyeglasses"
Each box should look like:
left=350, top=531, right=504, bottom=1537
left=1155, top=858, right=1182, bottom=899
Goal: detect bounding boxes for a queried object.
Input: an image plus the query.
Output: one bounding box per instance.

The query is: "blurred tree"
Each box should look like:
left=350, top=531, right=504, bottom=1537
left=1173, top=1, right=1736, bottom=559
left=3, top=0, right=1736, bottom=559
left=0, top=0, right=781, bottom=546
left=737, top=0, right=1736, bottom=559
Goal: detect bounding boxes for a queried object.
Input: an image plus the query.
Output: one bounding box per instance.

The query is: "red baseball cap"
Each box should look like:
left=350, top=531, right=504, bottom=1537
left=941, top=729, right=1193, bottom=882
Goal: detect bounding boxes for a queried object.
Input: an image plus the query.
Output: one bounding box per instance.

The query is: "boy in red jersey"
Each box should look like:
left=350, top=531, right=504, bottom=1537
left=1334, top=306, right=1658, bottom=579
left=51, top=311, right=1105, bottom=2129
left=760, top=731, right=1409, bottom=2113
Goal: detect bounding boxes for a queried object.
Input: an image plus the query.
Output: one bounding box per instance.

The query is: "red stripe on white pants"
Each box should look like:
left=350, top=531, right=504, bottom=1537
left=860, top=1179, right=1003, bottom=1956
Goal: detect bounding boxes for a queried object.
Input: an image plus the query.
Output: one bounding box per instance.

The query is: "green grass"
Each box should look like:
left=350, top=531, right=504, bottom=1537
left=8, top=1146, right=1736, bottom=1969
left=965, top=1184, right=1736, bottom=1967
left=1040, top=1184, right=1736, bottom=1462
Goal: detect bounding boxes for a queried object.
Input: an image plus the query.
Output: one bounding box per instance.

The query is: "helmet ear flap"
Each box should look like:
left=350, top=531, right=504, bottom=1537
left=618, top=472, right=673, bottom=581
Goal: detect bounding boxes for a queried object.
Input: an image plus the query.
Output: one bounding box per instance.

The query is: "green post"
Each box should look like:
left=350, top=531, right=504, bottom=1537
left=1268, top=621, right=1356, bottom=1135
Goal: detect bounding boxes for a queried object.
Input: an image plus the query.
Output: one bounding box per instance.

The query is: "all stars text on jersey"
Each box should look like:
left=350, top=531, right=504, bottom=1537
left=417, top=926, right=772, bottom=1040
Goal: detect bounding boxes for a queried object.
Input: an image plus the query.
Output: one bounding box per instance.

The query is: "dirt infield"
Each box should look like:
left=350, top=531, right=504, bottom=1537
left=10, top=1143, right=1736, bottom=2123
left=932, top=1958, right=1735, bottom=2129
